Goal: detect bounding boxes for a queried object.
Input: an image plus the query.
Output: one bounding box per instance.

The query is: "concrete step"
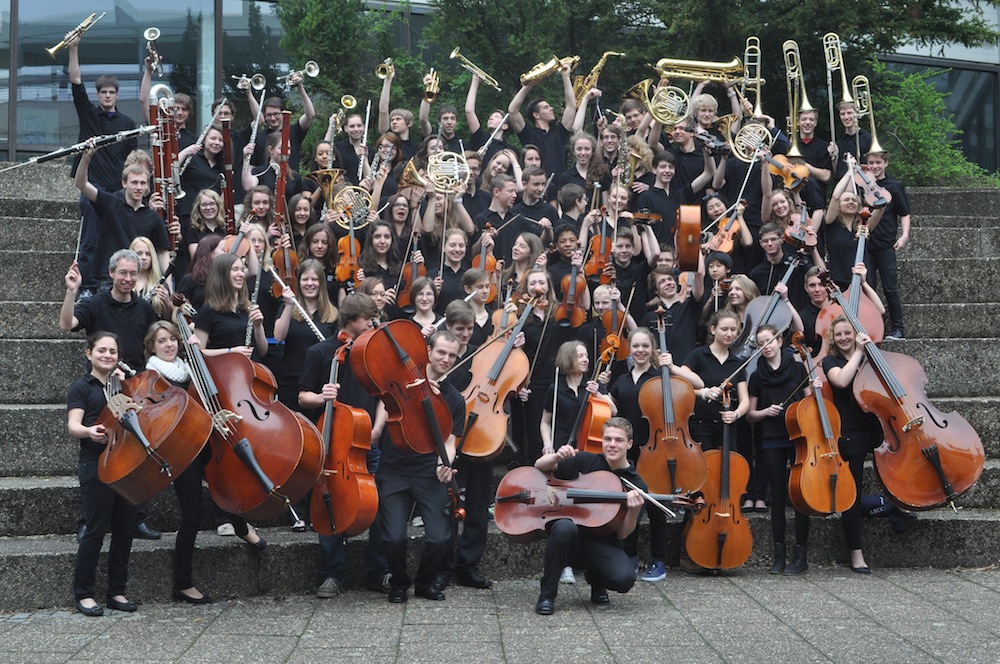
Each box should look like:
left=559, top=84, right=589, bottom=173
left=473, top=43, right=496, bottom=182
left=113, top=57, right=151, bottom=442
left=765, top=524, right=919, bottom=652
left=0, top=162, right=78, bottom=201
left=879, top=337, right=998, bottom=399
left=0, top=302, right=67, bottom=339
left=0, top=217, right=78, bottom=252
left=903, top=303, right=996, bottom=339
left=907, top=188, right=1000, bottom=216
left=1, top=506, right=997, bottom=613
left=896, top=257, right=997, bottom=304
left=0, top=250, right=75, bottom=303
left=910, top=214, right=994, bottom=229
left=0, top=339, right=84, bottom=404
left=902, top=225, right=1000, bottom=260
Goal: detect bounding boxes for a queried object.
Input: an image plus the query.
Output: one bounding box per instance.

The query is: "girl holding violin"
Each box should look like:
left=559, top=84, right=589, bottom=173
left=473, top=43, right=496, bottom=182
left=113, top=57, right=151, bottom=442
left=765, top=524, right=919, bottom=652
left=298, top=223, right=340, bottom=302
left=541, top=340, right=616, bottom=456
left=702, top=194, right=753, bottom=265
left=501, top=232, right=545, bottom=286
left=746, top=325, right=814, bottom=575
left=143, top=321, right=213, bottom=604
left=186, top=190, right=228, bottom=260
left=407, top=276, right=438, bottom=331
left=578, top=282, right=634, bottom=366
left=821, top=317, right=880, bottom=573
left=68, top=332, right=139, bottom=617
left=825, top=171, right=885, bottom=289
left=434, top=228, right=471, bottom=313
left=243, top=185, right=275, bottom=230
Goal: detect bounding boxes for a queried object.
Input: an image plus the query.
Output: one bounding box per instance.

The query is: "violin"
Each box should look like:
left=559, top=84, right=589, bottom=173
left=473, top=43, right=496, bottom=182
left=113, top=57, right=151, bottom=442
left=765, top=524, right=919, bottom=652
left=764, top=153, right=809, bottom=192
left=633, top=210, right=662, bottom=227
left=349, top=319, right=466, bottom=519
left=706, top=209, right=742, bottom=254
left=494, top=467, right=693, bottom=543
left=683, top=384, right=753, bottom=570
left=711, top=278, right=733, bottom=314
left=674, top=204, right=702, bottom=272
left=395, top=230, right=426, bottom=315
left=636, top=307, right=707, bottom=494
left=598, top=278, right=630, bottom=361
left=732, top=254, right=802, bottom=368
left=310, top=333, right=379, bottom=537
left=335, top=204, right=362, bottom=290
left=784, top=201, right=817, bottom=249
left=271, top=110, right=299, bottom=299
left=584, top=205, right=613, bottom=286
left=568, top=343, right=615, bottom=455
left=175, top=300, right=324, bottom=522
left=222, top=210, right=253, bottom=258
left=823, top=278, right=984, bottom=510
left=471, top=224, right=499, bottom=304
left=846, top=153, right=891, bottom=209
left=784, top=333, right=856, bottom=516
left=555, top=249, right=587, bottom=329
left=97, top=366, right=212, bottom=505
left=814, top=218, right=884, bottom=359
left=456, top=293, right=535, bottom=460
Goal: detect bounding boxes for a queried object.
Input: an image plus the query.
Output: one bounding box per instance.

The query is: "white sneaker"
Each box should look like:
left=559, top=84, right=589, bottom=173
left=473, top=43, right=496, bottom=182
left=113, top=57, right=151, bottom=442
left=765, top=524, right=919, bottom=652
left=411, top=515, right=424, bottom=527
left=559, top=566, right=576, bottom=584
left=216, top=523, right=235, bottom=537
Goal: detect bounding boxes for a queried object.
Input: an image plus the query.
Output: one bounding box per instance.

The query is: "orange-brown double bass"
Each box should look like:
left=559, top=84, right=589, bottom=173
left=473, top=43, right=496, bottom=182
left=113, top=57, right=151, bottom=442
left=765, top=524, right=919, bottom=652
left=823, top=278, right=983, bottom=510
left=310, top=333, right=378, bottom=536
left=637, top=307, right=706, bottom=495
left=784, top=333, right=856, bottom=516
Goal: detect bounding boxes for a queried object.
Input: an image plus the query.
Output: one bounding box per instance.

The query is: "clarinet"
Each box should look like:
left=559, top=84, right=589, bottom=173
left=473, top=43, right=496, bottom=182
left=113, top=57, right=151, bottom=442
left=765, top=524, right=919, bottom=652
left=144, top=261, right=176, bottom=302
left=245, top=251, right=264, bottom=347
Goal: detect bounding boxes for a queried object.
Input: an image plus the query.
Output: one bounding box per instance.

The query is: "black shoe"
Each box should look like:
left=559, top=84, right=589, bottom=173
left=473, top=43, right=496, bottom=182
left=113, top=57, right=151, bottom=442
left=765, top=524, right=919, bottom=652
left=885, top=329, right=905, bottom=341
left=75, top=600, right=103, bottom=617
left=456, top=567, right=492, bottom=589
left=783, top=545, right=808, bottom=575
left=388, top=588, right=408, bottom=603
left=172, top=589, right=213, bottom=605
left=415, top=585, right=446, bottom=601
left=768, top=542, right=786, bottom=575
left=590, top=585, right=610, bottom=606
left=435, top=571, right=451, bottom=590
left=535, top=596, right=555, bottom=615
left=851, top=564, right=872, bottom=575
left=134, top=522, right=161, bottom=540
left=106, top=596, right=138, bottom=612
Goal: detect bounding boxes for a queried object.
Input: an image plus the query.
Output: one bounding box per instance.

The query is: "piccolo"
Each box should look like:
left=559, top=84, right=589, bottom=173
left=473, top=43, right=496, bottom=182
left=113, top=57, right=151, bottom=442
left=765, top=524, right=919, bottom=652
left=0, top=126, right=156, bottom=174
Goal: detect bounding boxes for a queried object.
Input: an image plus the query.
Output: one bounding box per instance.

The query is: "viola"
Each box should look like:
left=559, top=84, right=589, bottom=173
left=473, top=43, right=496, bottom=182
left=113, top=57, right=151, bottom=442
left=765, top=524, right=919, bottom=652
left=222, top=210, right=253, bottom=258
left=598, top=278, right=631, bottom=361
left=334, top=206, right=362, bottom=290
left=846, top=153, right=891, bottom=209
left=350, top=319, right=466, bottom=519
left=674, top=204, right=702, bottom=272
left=706, top=212, right=741, bottom=254
left=555, top=256, right=587, bottom=329
left=98, top=367, right=212, bottom=505
left=732, top=254, right=802, bottom=367
left=568, top=343, right=615, bottom=455
left=494, top=467, right=689, bottom=543
left=636, top=307, right=707, bottom=494
left=824, top=279, right=984, bottom=510
left=176, top=302, right=324, bottom=523
left=310, top=334, right=378, bottom=537
left=471, top=224, right=499, bottom=304
left=457, top=294, right=535, bottom=460
left=584, top=206, right=613, bottom=285
left=814, top=219, right=884, bottom=359
left=271, top=110, right=299, bottom=299
left=784, top=201, right=817, bottom=249
left=683, top=385, right=752, bottom=570
left=395, top=231, right=426, bottom=315
left=764, top=153, right=809, bottom=192
left=784, top=333, right=856, bottom=516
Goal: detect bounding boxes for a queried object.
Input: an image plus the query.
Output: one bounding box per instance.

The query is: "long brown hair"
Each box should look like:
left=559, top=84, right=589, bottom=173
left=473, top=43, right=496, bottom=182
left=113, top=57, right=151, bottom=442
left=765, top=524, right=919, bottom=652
left=204, top=253, right=250, bottom=313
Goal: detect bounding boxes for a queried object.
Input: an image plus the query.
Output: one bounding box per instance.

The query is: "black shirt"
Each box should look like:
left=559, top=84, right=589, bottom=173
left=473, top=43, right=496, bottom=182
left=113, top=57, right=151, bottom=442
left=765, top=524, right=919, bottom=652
left=641, top=297, right=701, bottom=366
left=748, top=247, right=814, bottom=313
left=70, top=82, right=137, bottom=191
left=517, top=123, right=571, bottom=179
left=634, top=183, right=697, bottom=245
left=682, top=345, right=746, bottom=421
left=91, top=189, right=169, bottom=283
left=379, top=378, right=466, bottom=473
left=72, top=291, right=157, bottom=370
left=67, top=374, right=111, bottom=460
left=298, top=336, right=377, bottom=424
left=178, top=154, right=225, bottom=217
left=870, top=176, right=910, bottom=250
left=610, top=367, right=657, bottom=454
left=821, top=353, right=882, bottom=454
left=195, top=306, right=253, bottom=350
left=543, top=377, right=589, bottom=448
left=747, top=348, right=806, bottom=441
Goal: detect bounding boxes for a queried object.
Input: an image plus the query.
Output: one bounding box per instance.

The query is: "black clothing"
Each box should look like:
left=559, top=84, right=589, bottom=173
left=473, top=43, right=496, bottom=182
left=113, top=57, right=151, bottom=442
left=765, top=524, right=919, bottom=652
left=820, top=354, right=882, bottom=455
left=67, top=375, right=113, bottom=461
left=634, top=183, right=697, bottom=245
left=178, top=154, right=224, bottom=217
left=176, top=275, right=207, bottom=311
left=72, top=292, right=157, bottom=371
left=640, top=297, right=700, bottom=367
left=542, top=378, right=589, bottom=448
left=748, top=246, right=814, bottom=313
left=90, top=189, right=169, bottom=284
left=473, top=208, right=535, bottom=266
left=798, top=301, right=823, bottom=358
left=517, top=123, right=571, bottom=179
left=335, top=140, right=365, bottom=185
left=470, top=127, right=513, bottom=164
left=866, top=175, right=909, bottom=333
left=511, top=198, right=559, bottom=229
left=70, top=82, right=136, bottom=191
left=609, top=367, right=657, bottom=462
left=682, top=345, right=746, bottom=423
left=825, top=220, right=860, bottom=288
left=747, top=348, right=806, bottom=442
left=797, top=136, right=832, bottom=210
left=461, top=188, right=492, bottom=221
left=275, top=308, right=336, bottom=410
left=833, top=130, right=872, bottom=182
left=194, top=306, right=254, bottom=350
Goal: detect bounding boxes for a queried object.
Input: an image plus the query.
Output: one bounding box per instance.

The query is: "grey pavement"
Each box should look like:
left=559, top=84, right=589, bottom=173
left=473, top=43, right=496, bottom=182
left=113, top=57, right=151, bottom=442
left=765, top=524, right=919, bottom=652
left=1, top=566, right=998, bottom=663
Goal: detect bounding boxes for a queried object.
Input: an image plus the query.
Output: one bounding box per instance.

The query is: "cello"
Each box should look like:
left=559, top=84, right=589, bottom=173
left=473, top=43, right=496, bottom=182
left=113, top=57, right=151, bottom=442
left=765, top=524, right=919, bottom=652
left=310, top=332, right=379, bottom=537
left=823, top=278, right=984, bottom=510
left=784, top=333, right=856, bottom=516
left=674, top=204, right=701, bottom=272
left=97, top=363, right=212, bottom=505
left=494, top=467, right=695, bottom=543
left=637, top=307, right=707, bottom=494
left=350, top=319, right=466, bottom=519
left=176, top=301, right=324, bottom=523
left=683, top=384, right=753, bottom=570
left=569, top=342, right=616, bottom=455
left=732, top=253, right=802, bottom=364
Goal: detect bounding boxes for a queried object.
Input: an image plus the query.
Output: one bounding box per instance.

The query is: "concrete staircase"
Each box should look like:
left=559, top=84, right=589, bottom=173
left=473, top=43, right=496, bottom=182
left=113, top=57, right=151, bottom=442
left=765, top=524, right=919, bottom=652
left=0, top=170, right=997, bottom=612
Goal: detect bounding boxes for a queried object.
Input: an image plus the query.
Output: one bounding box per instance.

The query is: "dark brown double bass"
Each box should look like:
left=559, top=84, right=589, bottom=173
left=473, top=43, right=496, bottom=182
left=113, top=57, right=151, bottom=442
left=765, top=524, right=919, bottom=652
left=784, top=334, right=856, bottom=516
left=637, top=307, right=706, bottom=495
left=176, top=303, right=324, bottom=523
left=310, top=333, right=379, bottom=537
left=98, top=364, right=212, bottom=505
left=824, top=278, right=984, bottom=510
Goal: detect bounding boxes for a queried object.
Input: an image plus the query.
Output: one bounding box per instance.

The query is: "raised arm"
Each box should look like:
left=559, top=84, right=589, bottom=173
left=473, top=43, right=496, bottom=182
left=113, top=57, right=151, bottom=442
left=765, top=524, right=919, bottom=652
left=507, top=84, right=533, bottom=134
left=377, top=68, right=394, bottom=134
left=465, top=76, right=482, bottom=136
left=291, top=75, right=316, bottom=130
left=559, top=64, right=577, bottom=130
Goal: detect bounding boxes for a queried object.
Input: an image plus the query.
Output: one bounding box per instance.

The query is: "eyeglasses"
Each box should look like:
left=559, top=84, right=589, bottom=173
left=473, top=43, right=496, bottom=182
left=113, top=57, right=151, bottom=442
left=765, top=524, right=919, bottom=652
left=199, top=202, right=218, bottom=208
left=392, top=203, right=409, bottom=209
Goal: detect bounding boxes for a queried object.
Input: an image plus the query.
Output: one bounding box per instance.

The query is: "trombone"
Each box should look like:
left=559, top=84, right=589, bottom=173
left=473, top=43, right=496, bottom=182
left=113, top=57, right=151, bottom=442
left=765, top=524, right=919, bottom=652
left=47, top=12, right=106, bottom=58
left=852, top=75, right=885, bottom=155
left=451, top=48, right=501, bottom=92
left=285, top=60, right=319, bottom=87
left=823, top=32, right=853, bottom=142
left=144, top=27, right=163, bottom=77
left=782, top=40, right=813, bottom=158
left=742, top=37, right=765, bottom=118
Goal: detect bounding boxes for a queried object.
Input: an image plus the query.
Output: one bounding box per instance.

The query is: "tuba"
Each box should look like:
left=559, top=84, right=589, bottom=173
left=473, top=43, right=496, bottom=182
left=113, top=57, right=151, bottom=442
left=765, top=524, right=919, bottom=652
left=332, top=186, right=373, bottom=230
left=852, top=75, right=885, bottom=155
left=626, top=78, right=688, bottom=126
left=650, top=56, right=744, bottom=85
left=451, top=47, right=501, bottom=91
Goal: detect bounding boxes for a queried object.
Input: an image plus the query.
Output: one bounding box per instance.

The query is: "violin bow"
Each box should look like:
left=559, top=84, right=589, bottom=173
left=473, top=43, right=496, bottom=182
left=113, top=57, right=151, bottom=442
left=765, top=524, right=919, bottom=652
left=722, top=325, right=789, bottom=387
left=620, top=476, right=677, bottom=518
left=269, top=266, right=330, bottom=343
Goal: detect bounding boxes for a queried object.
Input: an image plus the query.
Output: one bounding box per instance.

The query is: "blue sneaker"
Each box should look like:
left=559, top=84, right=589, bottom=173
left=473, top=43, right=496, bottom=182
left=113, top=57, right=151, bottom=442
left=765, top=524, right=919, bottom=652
left=640, top=560, right=667, bottom=582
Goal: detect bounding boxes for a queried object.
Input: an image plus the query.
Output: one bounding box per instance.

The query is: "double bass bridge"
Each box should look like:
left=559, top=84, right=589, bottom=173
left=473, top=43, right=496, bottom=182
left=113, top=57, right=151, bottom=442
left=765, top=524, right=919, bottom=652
left=212, top=409, right=243, bottom=436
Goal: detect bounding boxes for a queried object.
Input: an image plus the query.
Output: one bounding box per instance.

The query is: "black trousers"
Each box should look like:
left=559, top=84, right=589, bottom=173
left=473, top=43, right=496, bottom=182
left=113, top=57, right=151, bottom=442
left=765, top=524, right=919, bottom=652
left=172, top=451, right=205, bottom=590
left=540, top=519, right=636, bottom=601
left=866, top=245, right=904, bottom=332
left=73, top=457, right=139, bottom=600
left=446, top=456, right=492, bottom=573
left=841, top=451, right=866, bottom=550
left=377, top=468, right=451, bottom=591
left=761, top=446, right=810, bottom=546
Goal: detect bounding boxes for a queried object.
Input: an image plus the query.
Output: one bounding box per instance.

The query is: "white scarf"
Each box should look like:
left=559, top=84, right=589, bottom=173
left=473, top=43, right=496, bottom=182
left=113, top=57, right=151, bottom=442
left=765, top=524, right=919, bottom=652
left=146, top=355, right=191, bottom=384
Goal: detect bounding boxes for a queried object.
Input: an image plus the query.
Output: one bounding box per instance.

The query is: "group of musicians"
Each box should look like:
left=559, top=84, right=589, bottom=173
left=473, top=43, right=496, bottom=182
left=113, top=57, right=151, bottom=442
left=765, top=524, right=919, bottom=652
left=57, top=27, right=938, bottom=619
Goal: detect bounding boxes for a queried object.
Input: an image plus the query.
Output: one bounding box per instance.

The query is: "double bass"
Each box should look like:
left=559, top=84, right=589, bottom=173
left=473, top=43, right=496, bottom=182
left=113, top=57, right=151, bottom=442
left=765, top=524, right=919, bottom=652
left=310, top=333, right=379, bottom=537
left=785, top=333, right=856, bottom=516
left=684, top=385, right=752, bottom=570
left=98, top=364, right=212, bottom=505
left=637, top=307, right=707, bottom=494
left=824, top=278, right=984, bottom=510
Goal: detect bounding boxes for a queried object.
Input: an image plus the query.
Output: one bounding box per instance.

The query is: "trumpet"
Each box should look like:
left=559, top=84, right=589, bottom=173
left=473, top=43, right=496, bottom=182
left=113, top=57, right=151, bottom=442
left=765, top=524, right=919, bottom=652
left=520, top=55, right=579, bottom=86
left=46, top=12, right=106, bottom=58
left=852, top=75, right=885, bottom=155
left=232, top=73, right=267, bottom=91
left=144, top=27, right=163, bottom=77
left=285, top=60, right=319, bottom=86
left=341, top=94, right=357, bottom=110
left=450, top=47, right=501, bottom=92
left=376, top=58, right=395, bottom=79
left=331, top=95, right=357, bottom=136
left=424, top=68, right=440, bottom=103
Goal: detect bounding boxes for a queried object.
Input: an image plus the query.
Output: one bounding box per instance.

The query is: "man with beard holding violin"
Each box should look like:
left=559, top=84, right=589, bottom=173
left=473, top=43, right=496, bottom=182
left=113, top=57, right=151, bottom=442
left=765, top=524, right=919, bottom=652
left=532, top=417, right=646, bottom=615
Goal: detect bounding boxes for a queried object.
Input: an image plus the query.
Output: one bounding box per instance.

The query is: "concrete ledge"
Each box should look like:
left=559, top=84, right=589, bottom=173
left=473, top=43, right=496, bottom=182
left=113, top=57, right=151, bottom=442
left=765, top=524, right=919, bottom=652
left=0, top=339, right=84, bottom=404
left=904, top=303, right=996, bottom=339
left=0, top=250, right=75, bottom=302
left=897, top=257, right=1000, bottom=304
left=0, top=218, right=78, bottom=252
left=908, top=188, right=1000, bottom=215
left=901, top=225, right=1000, bottom=260
left=0, top=404, right=77, bottom=476
left=0, top=303, right=68, bottom=340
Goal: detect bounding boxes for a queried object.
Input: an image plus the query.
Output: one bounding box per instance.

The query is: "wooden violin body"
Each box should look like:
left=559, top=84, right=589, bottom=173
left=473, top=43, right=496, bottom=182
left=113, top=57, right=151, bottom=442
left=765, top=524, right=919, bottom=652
left=637, top=375, right=706, bottom=495
left=98, top=370, right=212, bottom=505
left=707, top=214, right=740, bottom=254
left=555, top=264, right=587, bottom=328
left=766, top=154, right=809, bottom=191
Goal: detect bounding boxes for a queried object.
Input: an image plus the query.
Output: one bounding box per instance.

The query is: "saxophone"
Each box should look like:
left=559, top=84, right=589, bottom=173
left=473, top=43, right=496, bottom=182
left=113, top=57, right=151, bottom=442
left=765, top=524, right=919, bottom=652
left=573, top=51, right=625, bottom=106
